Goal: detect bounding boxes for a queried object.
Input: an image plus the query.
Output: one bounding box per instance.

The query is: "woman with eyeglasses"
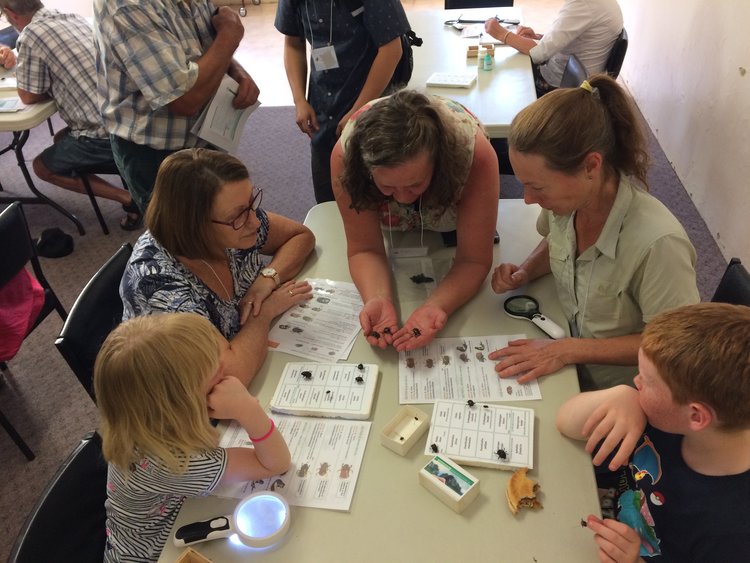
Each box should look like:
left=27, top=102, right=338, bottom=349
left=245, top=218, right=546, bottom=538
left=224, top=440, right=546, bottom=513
left=120, top=148, right=316, bottom=385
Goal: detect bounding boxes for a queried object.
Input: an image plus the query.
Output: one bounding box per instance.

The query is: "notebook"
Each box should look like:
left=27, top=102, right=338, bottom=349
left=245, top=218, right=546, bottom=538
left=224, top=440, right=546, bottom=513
left=426, top=72, right=477, bottom=89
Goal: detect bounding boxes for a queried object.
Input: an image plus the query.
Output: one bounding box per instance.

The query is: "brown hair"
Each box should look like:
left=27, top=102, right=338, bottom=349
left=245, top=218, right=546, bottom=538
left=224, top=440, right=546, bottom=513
left=509, top=74, right=650, bottom=188
left=145, top=148, right=250, bottom=259
left=641, top=302, right=750, bottom=430
left=94, top=313, right=222, bottom=472
left=340, top=90, right=473, bottom=213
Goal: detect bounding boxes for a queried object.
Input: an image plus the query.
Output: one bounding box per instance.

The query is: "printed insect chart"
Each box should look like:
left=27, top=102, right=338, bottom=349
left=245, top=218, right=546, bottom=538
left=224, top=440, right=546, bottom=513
left=215, top=414, right=371, bottom=511
left=268, top=278, right=362, bottom=362
left=398, top=335, right=542, bottom=404
left=424, top=399, right=535, bottom=470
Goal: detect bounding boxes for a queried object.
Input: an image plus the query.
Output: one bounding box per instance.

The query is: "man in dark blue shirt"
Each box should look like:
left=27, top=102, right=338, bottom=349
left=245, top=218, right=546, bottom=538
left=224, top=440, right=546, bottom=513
left=275, top=0, right=410, bottom=203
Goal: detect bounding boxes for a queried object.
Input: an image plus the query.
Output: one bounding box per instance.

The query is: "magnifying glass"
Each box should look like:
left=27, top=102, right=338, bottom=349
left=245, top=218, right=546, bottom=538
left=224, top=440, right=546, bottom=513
left=174, top=491, right=290, bottom=549
left=503, top=295, right=565, bottom=340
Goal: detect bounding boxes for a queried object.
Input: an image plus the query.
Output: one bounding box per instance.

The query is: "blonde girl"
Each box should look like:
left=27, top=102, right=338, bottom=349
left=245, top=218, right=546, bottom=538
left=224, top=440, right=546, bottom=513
left=94, top=313, right=290, bottom=563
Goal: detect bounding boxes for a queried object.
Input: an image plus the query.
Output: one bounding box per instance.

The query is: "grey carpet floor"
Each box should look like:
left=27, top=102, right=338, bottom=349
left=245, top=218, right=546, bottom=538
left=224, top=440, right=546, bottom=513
left=0, top=106, right=726, bottom=560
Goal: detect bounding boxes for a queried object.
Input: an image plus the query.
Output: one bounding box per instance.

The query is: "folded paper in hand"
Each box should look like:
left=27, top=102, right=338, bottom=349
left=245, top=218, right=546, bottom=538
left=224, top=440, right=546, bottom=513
left=191, top=75, right=260, bottom=153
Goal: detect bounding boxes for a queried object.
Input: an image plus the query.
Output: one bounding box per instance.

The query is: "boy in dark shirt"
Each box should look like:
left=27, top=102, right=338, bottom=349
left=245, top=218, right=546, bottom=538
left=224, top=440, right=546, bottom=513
left=556, top=302, right=750, bottom=562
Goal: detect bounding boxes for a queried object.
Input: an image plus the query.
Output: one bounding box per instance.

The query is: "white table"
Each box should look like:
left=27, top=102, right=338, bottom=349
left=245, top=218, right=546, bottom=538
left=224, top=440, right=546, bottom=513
left=158, top=200, right=600, bottom=563
left=0, top=87, right=85, bottom=234
left=408, top=8, right=537, bottom=138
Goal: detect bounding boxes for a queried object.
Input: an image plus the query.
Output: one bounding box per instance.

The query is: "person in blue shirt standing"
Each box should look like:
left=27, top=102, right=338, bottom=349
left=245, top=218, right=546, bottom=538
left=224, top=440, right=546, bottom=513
left=275, top=0, right=410, bottom=203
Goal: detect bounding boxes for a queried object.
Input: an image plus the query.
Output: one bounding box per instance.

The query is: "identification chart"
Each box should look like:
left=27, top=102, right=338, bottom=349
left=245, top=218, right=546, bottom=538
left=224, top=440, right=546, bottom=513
left=215, top=414, right=371, bottom=511
left=424, top=400, right=535, bottom=470
left=270, top=362, right=379, bottom=420
left=399, top=335, right=542, bottom=404
left=268, top=279, right=362, bottom=362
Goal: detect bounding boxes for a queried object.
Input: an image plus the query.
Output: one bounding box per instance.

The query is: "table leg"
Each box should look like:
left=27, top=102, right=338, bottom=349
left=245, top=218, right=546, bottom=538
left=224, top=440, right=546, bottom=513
left=0, top=129, right=85, bottom=235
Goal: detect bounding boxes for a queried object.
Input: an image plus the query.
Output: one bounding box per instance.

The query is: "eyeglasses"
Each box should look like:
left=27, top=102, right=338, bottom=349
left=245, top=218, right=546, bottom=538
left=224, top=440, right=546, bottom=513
left=211, top=189, right=263, bottom=230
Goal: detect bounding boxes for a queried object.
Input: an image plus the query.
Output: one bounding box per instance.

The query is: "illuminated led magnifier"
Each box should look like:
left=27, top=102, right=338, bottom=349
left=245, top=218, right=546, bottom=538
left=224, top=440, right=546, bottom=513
left=233, top=491, right=290, bottom=548
left=174, top=491, right=290, bottom=549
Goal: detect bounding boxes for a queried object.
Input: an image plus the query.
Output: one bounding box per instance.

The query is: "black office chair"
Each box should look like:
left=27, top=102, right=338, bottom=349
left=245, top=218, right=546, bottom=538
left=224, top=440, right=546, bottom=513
left=72, top=162, right=130, bottom=235
left=8, top=431, right=108, bottom=563
left=0, top=202, right=68, bottom=460
left=445, top=0, right=514, bottom=8
left=711, top=258, right=750, bottom=306
left=605, top=28, right=628, bottom=79
left=55, top=243, right=133, bottom=401
left=559, top=54, right=589, bottom=88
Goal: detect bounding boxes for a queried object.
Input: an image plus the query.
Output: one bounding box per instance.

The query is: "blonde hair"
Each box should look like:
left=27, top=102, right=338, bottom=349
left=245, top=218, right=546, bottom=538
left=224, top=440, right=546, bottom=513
left=509, top=74, right=650, bottom=188
left=641, top=303, right=750, bottom=430
left=94, top=313, right=222, bottom=472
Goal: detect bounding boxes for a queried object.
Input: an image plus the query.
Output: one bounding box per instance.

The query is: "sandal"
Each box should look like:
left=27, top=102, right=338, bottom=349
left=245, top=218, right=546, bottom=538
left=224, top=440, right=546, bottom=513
left=120, top=201, right=143, bottom=231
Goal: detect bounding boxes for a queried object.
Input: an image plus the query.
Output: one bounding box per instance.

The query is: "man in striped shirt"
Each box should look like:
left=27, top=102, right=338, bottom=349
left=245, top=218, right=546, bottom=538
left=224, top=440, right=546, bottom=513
left=0, top=0, right=142, bottom=230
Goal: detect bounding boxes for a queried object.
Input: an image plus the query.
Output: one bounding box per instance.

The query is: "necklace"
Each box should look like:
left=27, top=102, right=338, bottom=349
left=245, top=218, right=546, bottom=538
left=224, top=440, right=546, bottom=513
left=200, top=259, right=231, bottom=300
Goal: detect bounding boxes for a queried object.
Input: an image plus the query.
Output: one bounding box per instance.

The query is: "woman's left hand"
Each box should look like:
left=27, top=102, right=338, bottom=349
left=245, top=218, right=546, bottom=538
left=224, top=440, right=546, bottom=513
left=392, top=304, right=448, bottom=352
left=240, top=280, right=312, bottom=324
left=489, top=338, right=566, bottom=383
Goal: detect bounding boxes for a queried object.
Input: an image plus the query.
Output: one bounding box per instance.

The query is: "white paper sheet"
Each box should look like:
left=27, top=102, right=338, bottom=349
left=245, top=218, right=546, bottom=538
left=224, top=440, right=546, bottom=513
left=268, top=279, right=363, bottom=362
left=398, top=335, right=542, bottom=403
left=191, top=75, right=260, bottom=153
left=214, top=414, right=371, bottom=511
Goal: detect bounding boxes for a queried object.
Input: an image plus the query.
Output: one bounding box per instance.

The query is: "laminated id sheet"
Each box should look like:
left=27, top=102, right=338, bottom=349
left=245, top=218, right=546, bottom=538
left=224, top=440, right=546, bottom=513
left=424, top=399, right=534, bottom=470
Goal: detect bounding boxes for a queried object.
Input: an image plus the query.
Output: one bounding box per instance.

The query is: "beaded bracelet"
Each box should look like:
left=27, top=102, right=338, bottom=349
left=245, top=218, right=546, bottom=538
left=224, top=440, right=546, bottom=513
left=249, top=419, right=275, bottom=443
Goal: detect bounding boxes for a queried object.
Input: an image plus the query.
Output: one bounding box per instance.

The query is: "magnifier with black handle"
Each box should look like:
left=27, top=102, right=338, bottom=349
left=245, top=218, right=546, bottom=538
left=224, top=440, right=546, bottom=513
left=503, top=295, right=565, bottom=340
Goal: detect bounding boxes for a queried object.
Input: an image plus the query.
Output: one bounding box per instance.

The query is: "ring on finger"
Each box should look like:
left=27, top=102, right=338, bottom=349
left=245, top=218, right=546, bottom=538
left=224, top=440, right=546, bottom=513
left=289, top=290, right=295, bottom=296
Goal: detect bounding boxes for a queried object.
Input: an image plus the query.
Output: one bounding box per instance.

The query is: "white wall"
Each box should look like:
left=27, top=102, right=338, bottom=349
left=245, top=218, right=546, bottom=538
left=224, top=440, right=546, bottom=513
left=619, top=0, right=750, bottom=264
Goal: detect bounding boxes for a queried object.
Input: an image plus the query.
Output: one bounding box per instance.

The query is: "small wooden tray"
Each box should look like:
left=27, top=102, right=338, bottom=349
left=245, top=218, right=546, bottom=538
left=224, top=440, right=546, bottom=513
left=175, top=547, right=213, bottom=563
left=380, top=405, right=430, bottom=456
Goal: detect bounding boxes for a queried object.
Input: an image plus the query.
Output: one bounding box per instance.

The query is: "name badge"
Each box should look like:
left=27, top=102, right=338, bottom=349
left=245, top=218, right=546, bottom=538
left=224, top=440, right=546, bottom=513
left=311, top=45, right=339, bottom=71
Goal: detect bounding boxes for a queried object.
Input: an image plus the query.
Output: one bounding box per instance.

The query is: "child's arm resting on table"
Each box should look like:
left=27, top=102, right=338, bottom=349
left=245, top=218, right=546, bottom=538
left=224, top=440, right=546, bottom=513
left=207, top=376, right=292, bottom=483
left=556, top=385, right=646, bottom=471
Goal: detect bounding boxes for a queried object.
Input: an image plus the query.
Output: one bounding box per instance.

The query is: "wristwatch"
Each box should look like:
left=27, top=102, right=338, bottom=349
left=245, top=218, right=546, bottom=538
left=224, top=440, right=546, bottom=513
left=261, top=267, right=281, bottom=287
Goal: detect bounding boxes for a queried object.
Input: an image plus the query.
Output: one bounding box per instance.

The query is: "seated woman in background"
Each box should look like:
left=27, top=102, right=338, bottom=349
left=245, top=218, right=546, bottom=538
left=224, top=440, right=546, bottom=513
left=489, top=74, right=699, bottom=391
left=121, top=149, right=316, bottom=385
left=485, top=0, right=622, bottom=95
left=331, top=89, right=500, bottom=351
left=96, top=313, right=290, bottom=562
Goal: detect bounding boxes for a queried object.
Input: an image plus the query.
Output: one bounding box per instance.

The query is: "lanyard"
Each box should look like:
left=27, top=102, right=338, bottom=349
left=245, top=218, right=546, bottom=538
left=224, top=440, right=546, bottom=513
left=304, top=0, right=334, bottom=47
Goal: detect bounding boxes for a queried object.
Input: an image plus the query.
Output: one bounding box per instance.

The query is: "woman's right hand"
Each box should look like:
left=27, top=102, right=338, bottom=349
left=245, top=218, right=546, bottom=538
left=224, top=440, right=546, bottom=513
left=491, top=263, right=529, bottom=294
left=360, top=297, right=399, bottom=349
